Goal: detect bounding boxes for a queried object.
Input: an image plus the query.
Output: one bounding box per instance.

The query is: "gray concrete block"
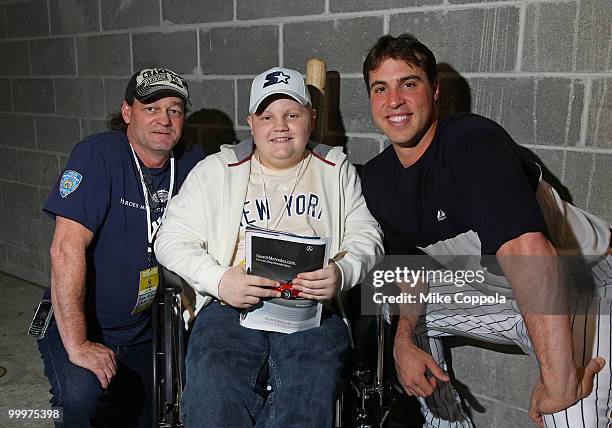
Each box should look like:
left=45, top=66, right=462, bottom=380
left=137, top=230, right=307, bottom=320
left=17, top=151, right=60, bottom=188
left=133, top=31, right=198, bottom=75
left=451, top=345, right=497, bottom=398
left=80, top=119, right=108, bottom=139
left=44, top=254, right=52, bottom=282
left=563, top=151, right=593, bottom=210
left=162, top=0, right=232, bottom=25
left=50, top=0, right=99, bottom=34
left=531, top=147, right=564, bottom=183
left=449, top=346, right=535, bottom=427
left=182, top=123, right=238, bottom=156
left=12, top=79, right=55, bottom=114
left=75, top=79, right=106, bottom=118
left=40, top=187, right=55, bottom=225
left=0, top=182, right=40, bottom=219
left=467, top=78, right=583, bottom=146
left=468, top=77, right=531, bottom=145
left=55, top=78, right=105, bottom=118
left=390, top=7, right=519, bottom=72
left=574, top=0, right=612, bottom=72
left=0, top=244, right=6, bottom=272
left=235, top=129, right=252, bottom=143
left=533, top=78, right=584, bottom=146
left=30, top=37, right=76, bottom=76
left=77, top=34, right=131, bottom=77
left=200, top=26, right=279, bottom=75
left=327, top=76, right=376, bottom=133
left=523, top=0, right=612, bottom=72
left=0, top=147, right=18, bottom=180
left=0, top=4, right=6, bottom=39
left=586, top=79, right=612, bottom=148
left=0, top=213, right=24, bottom=247
left=104, top=78, right=128, bottom=113
left=5, top=0, right=49, bottom=38
left=4, top=246, right=48, bottom=286
left=0, top=41, right=29, bottom=75
left=331, top=0, right=440, bottom=13
left=284, top=16, right=383, bottom=74
left=344, top=136, right=380, bottom=166
left=522, top=2, right=574, bottom=73
left=590, top=153, right=612, bottom=224
left=101, top=0, right=159, bottom=30
left=0, top=114, right=35, bottom=148
left=188, top=79, right=235, bottom=121
left=490, top=401, right=532, bottom=428
left=236, top=78, right=251, bottom=127
left=450, top=0, right=514, bottom=3
left=21, top=218, right=54, bottom=253
left=237, top=0, right=324, bottom=20
left=59, top=154, right=69, bottom=171
left=0, top=79, right=12, bottom=110
left=492, top=351, right=537, bottom=406
left=54, top=78, right=79, bottom=116
left=438, top=69, right=473, bottom=118
left=35, top=116, right=80, bottom=153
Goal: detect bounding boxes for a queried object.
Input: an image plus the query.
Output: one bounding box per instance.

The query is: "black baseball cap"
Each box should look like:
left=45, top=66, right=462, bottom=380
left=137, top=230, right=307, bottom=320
left=124, top=68, right=191, bottom=106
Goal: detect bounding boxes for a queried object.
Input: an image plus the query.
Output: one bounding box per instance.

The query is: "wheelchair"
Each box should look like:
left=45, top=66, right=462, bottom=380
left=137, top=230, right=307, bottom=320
left=151, top=267, right=186, bottom=427
left=152, top=267, right=401, bottom=427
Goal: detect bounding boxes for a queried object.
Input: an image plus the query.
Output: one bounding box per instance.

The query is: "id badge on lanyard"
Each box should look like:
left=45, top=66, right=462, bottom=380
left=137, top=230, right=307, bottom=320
left=129, top=145, right=175, bottom=314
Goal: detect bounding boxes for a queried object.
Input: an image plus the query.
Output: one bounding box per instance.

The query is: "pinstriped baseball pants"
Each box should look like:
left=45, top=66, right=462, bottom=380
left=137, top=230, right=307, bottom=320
left=410, top=255, right=612, bottom=428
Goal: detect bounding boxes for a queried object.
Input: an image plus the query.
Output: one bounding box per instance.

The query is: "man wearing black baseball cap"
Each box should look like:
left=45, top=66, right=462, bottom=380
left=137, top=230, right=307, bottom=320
left=37, top=68, right=204, bottom=427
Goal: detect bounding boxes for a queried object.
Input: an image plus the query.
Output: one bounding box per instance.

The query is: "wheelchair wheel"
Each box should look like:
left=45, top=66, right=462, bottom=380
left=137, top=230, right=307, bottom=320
left=152, top=267, right=186, bottom=427
left=337, top=285, right=408, bottom=428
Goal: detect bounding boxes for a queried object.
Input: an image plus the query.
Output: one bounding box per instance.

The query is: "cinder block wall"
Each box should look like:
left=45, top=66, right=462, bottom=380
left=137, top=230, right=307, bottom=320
left=0, top=1, right=609, bottom=425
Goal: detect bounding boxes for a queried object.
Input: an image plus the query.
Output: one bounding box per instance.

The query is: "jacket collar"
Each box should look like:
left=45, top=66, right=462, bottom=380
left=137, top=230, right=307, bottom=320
left=222, top=138, right=337, bottom=167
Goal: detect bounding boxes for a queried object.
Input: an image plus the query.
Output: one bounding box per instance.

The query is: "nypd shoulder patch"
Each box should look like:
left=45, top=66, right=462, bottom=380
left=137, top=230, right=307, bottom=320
left=59, top=170, right=83, bottom=198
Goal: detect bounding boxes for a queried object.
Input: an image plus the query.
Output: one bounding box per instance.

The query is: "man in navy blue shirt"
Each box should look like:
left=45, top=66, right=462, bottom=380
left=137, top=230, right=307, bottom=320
left=38, top=68, right=205, bottom=427
left=361, top=34, right=612, bottom=427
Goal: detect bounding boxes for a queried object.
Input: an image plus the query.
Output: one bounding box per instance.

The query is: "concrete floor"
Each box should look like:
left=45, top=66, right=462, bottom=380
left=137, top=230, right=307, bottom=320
left=0, top=272, right=52, bottom=428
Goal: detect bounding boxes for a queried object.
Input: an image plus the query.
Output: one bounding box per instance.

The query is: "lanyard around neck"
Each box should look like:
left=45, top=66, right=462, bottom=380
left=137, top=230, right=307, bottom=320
left=129, top=144, right=175, bottom=255
left=256, top=151, right=308, bottom=231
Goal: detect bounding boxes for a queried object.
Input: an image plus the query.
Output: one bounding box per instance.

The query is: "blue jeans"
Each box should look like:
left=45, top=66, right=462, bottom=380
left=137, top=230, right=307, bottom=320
left=183, top=301, right=349, bottom=427
left=37, top=318, right=152, bottom=427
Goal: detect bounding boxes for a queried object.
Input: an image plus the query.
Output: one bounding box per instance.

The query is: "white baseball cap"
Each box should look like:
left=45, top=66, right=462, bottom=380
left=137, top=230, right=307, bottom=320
left=249, top=67, right=311, bottom=114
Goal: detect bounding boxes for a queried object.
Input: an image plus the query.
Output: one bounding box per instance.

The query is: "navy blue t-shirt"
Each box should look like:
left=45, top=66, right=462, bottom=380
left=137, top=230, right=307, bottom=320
left=362, top=113, right=548, bottom=258
left=44, top=131, right=205, bottom=346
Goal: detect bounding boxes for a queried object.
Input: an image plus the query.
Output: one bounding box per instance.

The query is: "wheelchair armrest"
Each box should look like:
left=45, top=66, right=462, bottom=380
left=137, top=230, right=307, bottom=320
left=160, top=266, right=185, bottom=294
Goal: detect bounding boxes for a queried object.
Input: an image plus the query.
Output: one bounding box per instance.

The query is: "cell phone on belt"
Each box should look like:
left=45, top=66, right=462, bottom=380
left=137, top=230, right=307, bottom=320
left=28, top=299, right=53, bottom=339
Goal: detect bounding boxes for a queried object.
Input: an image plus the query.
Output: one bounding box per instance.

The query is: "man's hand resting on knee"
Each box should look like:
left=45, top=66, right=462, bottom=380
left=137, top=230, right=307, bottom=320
left=67, top=340, right=117, bottom=389
left=529, top=356, right=606, bottom=427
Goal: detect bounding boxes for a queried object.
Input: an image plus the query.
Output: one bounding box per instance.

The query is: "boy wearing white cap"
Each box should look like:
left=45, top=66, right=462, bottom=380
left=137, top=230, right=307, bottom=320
left=155, top=67, right=383, bottom=426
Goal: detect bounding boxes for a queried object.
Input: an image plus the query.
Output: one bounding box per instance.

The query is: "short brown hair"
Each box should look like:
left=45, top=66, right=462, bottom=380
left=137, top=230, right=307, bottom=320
left=363, top=33, right=438, bottom=91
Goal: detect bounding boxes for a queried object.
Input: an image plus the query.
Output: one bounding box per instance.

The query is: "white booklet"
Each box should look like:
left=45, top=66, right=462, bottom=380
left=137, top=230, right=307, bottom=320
left=240, top=226, right=330, bottom=334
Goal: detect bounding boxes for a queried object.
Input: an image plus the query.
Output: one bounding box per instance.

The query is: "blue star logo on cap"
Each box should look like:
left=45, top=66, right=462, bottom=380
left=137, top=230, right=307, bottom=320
left=263, top=71, right=291, bottom=88
left=59, top=170, right=82, bottom=198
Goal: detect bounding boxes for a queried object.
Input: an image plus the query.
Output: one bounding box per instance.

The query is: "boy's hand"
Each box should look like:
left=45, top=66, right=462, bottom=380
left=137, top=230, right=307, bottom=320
left=218, top=265, right=280, bottom=308
left=291, top=262, right=341, bottom=301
